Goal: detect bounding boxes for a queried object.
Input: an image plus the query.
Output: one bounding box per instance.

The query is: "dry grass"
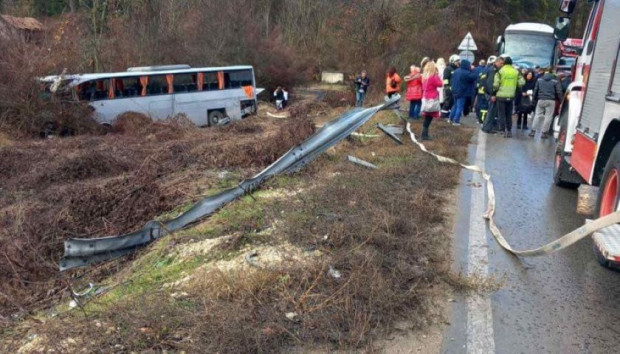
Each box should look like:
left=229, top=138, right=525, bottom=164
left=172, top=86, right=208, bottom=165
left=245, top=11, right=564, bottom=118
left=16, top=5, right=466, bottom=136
left=0, top=113, right=315, bottom=320
left=1, top=110, right=475, bottom=353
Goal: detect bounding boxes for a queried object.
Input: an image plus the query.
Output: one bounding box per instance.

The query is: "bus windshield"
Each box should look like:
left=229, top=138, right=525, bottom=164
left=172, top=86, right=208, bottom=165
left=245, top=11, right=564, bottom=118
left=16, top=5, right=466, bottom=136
left=504, top=32, right=556, bottom=68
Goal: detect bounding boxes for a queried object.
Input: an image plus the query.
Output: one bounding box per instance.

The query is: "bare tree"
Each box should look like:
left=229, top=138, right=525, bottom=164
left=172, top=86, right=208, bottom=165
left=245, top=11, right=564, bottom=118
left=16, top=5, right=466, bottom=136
left=80, top=0, right=109, bottom=72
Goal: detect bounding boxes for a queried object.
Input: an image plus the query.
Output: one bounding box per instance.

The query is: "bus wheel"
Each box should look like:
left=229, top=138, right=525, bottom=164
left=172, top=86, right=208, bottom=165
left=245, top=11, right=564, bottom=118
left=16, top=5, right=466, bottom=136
left=593, top=143, right=620, bottom=268
left=553, top=111, right=580, bottom=188
left=208, top=110, right=225, bottom=126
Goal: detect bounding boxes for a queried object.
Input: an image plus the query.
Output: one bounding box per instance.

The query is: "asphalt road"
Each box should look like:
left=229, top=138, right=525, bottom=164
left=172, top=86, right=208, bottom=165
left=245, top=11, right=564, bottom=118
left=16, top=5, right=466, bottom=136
left=441, top=116, right=620, bottom=354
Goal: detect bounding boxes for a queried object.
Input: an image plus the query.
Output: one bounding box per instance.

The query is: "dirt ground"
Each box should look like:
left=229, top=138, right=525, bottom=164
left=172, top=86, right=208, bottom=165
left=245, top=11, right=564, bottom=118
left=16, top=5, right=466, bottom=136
left=1, top=89, right=474, bottom=353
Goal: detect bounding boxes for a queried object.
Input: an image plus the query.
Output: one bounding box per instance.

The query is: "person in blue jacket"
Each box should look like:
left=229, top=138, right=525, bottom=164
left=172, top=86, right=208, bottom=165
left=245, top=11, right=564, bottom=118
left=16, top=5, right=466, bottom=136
left=449, top=59, right=478, bottom=125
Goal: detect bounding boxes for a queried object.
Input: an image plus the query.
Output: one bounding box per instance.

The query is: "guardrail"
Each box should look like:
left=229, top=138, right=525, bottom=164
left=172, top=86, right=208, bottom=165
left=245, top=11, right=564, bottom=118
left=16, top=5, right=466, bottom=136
left=59, top=96, right=401, bottom=271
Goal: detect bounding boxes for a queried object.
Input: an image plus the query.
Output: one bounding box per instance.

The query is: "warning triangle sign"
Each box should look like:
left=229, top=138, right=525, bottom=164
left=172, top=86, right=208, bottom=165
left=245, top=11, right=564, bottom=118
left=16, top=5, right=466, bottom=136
left=458, top=32, right=478, bottom=51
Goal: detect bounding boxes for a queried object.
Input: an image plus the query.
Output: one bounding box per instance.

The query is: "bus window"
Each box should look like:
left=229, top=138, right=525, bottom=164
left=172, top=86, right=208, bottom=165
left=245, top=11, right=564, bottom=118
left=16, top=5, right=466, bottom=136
left=116, top=77, right=142, bottom=98
left=203, top=72, right=219, bottom=91
left=146, top=75, right=169, bottom=95
left=226, top=70, right=253, bottom=88
left=78, top=79, right=110, bottom=101
left=174, top=74, right=197, bottom=93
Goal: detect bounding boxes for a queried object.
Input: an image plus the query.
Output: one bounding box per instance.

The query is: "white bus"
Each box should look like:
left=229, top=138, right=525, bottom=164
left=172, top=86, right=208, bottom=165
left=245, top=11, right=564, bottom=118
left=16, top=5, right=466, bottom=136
left=41, top=65, right=259, bottom=127
left=497, top=23, right=557, bottom=69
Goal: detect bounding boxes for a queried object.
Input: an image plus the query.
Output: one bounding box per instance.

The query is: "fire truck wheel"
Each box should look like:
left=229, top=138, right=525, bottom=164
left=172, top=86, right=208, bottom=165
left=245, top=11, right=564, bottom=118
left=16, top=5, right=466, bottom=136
left=553, top=112, right=580, bottom=188
left=595, top=142, right=620, bottom=218
left=593, top=143, right=620, bottom=269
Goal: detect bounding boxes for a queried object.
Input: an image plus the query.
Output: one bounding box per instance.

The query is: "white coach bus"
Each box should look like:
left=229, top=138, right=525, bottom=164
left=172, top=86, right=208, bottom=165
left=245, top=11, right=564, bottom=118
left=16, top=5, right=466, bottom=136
left=497, top=23, right=557, bottom=69
left=41, top=65, right=259, bottom=126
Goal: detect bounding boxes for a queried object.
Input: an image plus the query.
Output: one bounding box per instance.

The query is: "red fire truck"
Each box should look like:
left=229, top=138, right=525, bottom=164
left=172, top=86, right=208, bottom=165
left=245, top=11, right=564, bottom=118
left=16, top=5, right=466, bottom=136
left=552, top=0, right=620, bottom=268
left=556, top=38, right=583, bottom=79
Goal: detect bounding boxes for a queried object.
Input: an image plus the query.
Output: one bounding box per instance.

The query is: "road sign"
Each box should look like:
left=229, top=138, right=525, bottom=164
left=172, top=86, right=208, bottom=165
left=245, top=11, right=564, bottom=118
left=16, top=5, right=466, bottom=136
left=458, top=32, right=478, bottom=51
left=460, top=50, right=475, bottom=63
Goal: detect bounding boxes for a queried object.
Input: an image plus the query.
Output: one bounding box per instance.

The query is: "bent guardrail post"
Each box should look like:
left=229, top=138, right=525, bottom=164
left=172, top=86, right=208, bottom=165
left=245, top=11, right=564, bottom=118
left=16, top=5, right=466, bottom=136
left=377, top=123, right=403, bottom=145
left=59, top=96, right=400, bottom=271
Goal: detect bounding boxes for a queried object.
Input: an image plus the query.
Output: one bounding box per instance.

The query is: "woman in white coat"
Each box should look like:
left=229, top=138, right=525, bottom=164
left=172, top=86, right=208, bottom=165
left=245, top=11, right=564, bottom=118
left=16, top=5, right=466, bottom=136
left=436, top=58, right=446, bottom=104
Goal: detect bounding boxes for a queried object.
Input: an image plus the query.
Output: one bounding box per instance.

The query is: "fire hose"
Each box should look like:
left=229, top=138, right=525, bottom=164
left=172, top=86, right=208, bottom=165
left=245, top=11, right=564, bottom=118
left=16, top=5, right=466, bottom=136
left=401, top=120, right=620, bottom=256
left=60, top=96, right=619, bottom=271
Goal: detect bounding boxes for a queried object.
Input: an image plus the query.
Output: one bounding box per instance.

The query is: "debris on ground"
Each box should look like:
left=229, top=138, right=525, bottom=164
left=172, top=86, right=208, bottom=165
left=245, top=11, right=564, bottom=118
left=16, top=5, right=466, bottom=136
left=1, top=89, right=475, bottom=353
left=328, top=265, right=342, bottom=279
left=377, top=122, right=404, bottom=145
left=347, top=155, right=378, bottom=169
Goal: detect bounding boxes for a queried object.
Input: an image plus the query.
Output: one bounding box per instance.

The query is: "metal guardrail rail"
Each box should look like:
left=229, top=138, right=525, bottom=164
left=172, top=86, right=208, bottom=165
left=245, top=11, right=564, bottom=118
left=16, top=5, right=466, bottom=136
left=59, top=96, right=400, bottom=271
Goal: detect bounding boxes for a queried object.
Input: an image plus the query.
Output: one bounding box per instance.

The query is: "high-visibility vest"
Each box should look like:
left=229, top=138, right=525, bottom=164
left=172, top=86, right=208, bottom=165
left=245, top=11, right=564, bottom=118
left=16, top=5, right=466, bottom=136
left=494, top=66, right=525, bottom=99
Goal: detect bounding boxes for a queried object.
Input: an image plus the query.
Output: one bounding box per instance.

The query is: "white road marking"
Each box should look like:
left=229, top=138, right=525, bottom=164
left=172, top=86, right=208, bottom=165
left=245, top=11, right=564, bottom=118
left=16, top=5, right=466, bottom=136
left=466, top=130, right=495, bottom=353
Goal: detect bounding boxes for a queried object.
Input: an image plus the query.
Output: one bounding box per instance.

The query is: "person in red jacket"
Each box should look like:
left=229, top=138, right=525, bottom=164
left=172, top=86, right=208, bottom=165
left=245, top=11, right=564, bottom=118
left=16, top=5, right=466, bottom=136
left=405, top=65, right=423, bottom=119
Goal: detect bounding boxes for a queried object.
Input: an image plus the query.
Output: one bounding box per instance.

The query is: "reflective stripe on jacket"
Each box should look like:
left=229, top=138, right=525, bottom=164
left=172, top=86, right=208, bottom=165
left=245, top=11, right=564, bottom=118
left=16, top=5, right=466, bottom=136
left=477, top=67, right=489, bottom=95
left=443, top=65, right=456, bottom=88
left=493, top=65, right=525, bottom=99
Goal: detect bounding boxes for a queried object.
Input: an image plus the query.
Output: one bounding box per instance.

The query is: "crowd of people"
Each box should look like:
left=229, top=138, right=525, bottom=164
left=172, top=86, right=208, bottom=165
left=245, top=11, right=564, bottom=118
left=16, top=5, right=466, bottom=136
left=270, top=54, right=568, bottom=141
left=353, top=53, right=569, bottom=140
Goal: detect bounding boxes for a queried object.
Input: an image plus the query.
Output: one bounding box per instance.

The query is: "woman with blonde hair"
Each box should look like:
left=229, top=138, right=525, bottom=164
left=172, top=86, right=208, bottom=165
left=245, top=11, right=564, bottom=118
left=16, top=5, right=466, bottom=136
left=421, top=57, right=431, bottom=70
left=419, top=61, right=443, bottom=140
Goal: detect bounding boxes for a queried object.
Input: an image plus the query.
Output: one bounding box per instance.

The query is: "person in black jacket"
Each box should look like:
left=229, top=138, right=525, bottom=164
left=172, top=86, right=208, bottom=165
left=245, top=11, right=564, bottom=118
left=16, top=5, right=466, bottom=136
left=481, top=56, right=505, bottom=134
left=516, top=70, right=536, bottom=130
left=529, top=69, right=563, bottom=138
left=354, top=71, right=370, bottom=107
left=274, top=86, right=285, bottom=110
left=441, top=55, right=460, bottom=118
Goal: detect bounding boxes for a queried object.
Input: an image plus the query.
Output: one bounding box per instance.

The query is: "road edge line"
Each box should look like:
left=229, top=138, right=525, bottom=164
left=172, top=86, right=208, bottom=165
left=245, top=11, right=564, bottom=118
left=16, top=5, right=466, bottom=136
left=466, top=129, right=495, bottom=353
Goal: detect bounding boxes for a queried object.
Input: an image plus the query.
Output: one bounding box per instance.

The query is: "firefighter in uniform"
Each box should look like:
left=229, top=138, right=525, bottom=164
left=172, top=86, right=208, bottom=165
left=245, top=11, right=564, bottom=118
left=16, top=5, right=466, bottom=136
left=476, top=56, right=496, bottom=125
left=482, top=55, right=505, bottom=134
left=441, top=54, right=460, bottom=119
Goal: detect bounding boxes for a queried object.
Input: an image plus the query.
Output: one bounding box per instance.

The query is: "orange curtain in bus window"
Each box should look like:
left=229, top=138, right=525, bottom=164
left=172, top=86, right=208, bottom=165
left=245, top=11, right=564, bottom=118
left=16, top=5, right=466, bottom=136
left=242, top=85, right=254, bottom=99
left=75, top=84, right=83, bottom=99
left=166, top=74, right=174, bottom=94
left=140, top=76, right=149, bottom=96
left=217, top=71, right=225, bottom=90
left=197, top=73, right=204, bottom=91
left=116, top=79, right=124, bottom=91
left=108, top=79, right=115, bottom=99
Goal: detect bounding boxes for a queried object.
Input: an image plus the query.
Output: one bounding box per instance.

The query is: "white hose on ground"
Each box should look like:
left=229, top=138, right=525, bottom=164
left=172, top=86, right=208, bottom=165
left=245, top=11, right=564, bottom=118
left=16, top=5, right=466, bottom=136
left=403, top=121, right=620, bottom=256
